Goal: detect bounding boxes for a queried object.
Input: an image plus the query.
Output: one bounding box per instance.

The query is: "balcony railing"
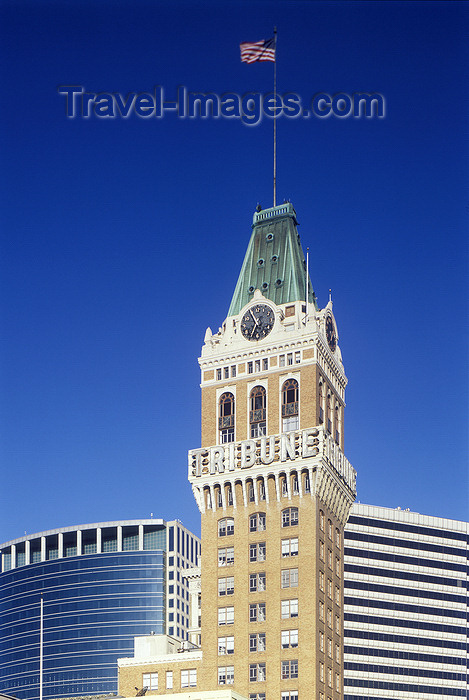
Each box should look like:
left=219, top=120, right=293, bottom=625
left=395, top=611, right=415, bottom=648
left=219, top=415, right=234, bottom=429
left=250, top=408, right=266, bottom=423
left=282, top=402, right=298, bottom=417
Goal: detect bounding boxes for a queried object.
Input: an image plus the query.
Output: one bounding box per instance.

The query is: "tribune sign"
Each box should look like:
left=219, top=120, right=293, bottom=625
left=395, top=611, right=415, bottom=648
left=188, top=427, right=356, bottom=493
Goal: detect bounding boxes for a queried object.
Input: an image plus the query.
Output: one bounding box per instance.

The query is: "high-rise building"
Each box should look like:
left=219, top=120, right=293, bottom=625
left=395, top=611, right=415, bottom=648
left=343, top=503, right=468, bottom=700
left=0, top=519, right=200, bottom=700
left=119, top=201, right=357, bottom=699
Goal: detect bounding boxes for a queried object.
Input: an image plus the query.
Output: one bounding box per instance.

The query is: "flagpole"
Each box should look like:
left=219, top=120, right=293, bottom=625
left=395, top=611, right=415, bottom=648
left=273, top=26, right=277, bottom=208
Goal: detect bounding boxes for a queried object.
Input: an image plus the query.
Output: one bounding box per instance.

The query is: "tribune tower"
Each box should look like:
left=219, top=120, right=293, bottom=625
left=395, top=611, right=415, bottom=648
left=188, top=202, right=357, bottom=700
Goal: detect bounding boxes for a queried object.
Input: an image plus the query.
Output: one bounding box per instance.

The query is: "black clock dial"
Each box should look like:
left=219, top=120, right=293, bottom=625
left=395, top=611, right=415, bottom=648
left=241, top=304, right=275, bottom=341
left=325, top=315, right=337, bottom=352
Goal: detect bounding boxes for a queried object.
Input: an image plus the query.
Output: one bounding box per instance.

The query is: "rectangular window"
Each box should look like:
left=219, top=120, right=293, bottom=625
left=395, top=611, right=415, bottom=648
left=217, top=368, right=222, bottom=380
left=319, top=540, right=324, bottom=560
left=250, top=572, right=266, bottom=592
left=249, top=602, right=266, bottom=622
left=281, top=599, right=298, bottom=619
left=281, top=693, right=298, bottom=700
left=281, top=660, right=298, bottom=679
left=336, top=557, right=341, bottom=577
left=295, top=351, right=301, bottom=363
left=165, top=671, right=173, bottom=689
left=143, top=673, right=158, bottom=690
left=250, top=695, right=266, bottom=700
left=327, top=667, right=332, bottom=688
left=287, top=353, right=293, bottom=365
left=249, top=632, right=266, bottom=652
left=327, top=578, right=332, bottom=599
left=224, top=367, right=229, bottom=379
left=335, top=643, right=340, bottom=663
left=250, top=542, right=266, bottom=562
left=335, top=586, right=340, bottom=606
left=255, top=359, right=261, bottom=372
left=319, top=600, right=324, bottom=621
left=335, top=528, right=341, bottom=549
left=231, top=365, right=236, bottom=377
left=327, top=637, right=332, bottom=658
left=218, top=636, right=234, bottom=655
left=281, top=538, right=298, bottom=557
left=218, top=547, right=234, bottom=566
left=248, top=361, right=253, bottom=374
left=319, top=662, right=324, bottom=682
left=335, top=614, right=340, bottom=635
left=181, top=668, right=196, bottom=688
left=327, top=608, right=332, bottom=628
left=262, top=358, right=268, bottom=370
left=327, top=519, right=333, bottom=539
left=281, top=629, right=298, bottom=648
left=218, top=606, right=234, bottom=625
left=218, top=576, right=234, bottom=596
left=319, top=570, right=324, bottom=591
left=281, top=568, right=298, bottom=588
left=336, top=671, right=341, bottom=692
left=279, top=354, right=285, bottom=367
left=249, top=663, right=266, bottom=682
left=218, top=666, right=234, bottom=685
left=327, top=549, right=332, bottom=569
left=319, top=630, right=324, bottom=652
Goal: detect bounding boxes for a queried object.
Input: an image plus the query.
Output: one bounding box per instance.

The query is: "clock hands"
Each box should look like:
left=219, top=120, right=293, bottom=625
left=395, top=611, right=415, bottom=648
left=241, top=304, right=274, bottom=341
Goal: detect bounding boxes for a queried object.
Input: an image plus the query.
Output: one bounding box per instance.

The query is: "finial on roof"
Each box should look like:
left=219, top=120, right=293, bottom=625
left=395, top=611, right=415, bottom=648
left=329, top=289, right=332, bottom=302
left=256, top=203, right=262, bottom=212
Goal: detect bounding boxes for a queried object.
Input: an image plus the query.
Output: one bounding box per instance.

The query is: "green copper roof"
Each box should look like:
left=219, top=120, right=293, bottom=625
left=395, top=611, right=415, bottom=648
left=228, top=202, right=318, bottom=317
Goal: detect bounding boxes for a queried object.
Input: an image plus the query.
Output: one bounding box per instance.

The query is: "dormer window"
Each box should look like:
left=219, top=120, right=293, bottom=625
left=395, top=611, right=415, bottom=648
left=219, top=393, right=235, bottom=443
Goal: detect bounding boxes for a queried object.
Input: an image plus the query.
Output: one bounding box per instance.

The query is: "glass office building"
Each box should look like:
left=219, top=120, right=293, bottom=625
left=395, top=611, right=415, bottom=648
left=343, top=504, right=468, bottom=700
left=0, top=519, right=200, bottom=700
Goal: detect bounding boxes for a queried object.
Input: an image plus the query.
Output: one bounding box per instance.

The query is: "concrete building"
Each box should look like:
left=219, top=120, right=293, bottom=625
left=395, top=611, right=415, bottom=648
left=118, top=201, right=357, bottom=699
left=0, top=519, right=200, bottom=700
left=343, top=503, right=468, bottom=700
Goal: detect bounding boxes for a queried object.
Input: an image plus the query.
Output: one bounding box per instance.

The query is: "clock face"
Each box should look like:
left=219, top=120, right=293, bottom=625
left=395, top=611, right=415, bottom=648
left=325, top=315, right=337, bottom=352
left=241, top=304, right=275, bottom=341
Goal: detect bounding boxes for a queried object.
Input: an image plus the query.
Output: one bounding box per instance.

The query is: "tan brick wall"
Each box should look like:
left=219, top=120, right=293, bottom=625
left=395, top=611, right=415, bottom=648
left=198, top=492, right=330, bottom=699
left=201, top=386, right=217, bottom=447
left=204, top=370, right=215, bottom=381
left=118, top=659, right=202, bottom=696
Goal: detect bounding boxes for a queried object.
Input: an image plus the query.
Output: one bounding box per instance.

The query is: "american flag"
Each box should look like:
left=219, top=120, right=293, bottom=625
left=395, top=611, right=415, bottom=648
left=240, top=37, right=276, bottom=63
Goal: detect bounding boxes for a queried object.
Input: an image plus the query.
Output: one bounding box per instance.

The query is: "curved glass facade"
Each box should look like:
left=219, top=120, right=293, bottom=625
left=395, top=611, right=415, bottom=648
left=0, top=520, right=200, bottom=700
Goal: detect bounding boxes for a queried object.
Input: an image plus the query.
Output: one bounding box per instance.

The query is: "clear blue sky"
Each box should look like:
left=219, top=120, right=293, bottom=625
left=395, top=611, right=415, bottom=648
left=1, top=0, right=467, bottom=544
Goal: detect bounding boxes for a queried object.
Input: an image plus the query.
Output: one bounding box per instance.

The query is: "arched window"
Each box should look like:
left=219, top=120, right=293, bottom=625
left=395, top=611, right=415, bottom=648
left=249, top=512, right=266, bottom=533
left=250, top=386, right=266, bottom=438
left=282, top=507, right=299, bottom=528
left=326, top=392, right=332, bottom=434
left=218, top=518, right=234, bottom=537
left=318, top=380, right=324, bottom=424
left=282, top=379, right=299, bottom=431
left=219, top=393, right=235, bottom=443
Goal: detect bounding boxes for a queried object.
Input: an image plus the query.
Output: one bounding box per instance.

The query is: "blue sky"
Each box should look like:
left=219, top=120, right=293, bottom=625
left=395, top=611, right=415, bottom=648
left=1, top=0, right=467, bottom=544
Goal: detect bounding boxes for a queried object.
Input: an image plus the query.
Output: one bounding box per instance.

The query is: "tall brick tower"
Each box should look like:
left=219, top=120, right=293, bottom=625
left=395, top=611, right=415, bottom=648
left=188, top=202, right=357, bottom=700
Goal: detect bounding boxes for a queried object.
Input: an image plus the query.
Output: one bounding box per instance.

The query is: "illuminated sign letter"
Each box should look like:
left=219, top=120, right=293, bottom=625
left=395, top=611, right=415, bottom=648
left=241, top=440, right=257, bottom=468
left=260, top=436, right=275, bottom=465
left=280, top=433, right=296, bottom=462
left=210, top=447, right=225, bottom=474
